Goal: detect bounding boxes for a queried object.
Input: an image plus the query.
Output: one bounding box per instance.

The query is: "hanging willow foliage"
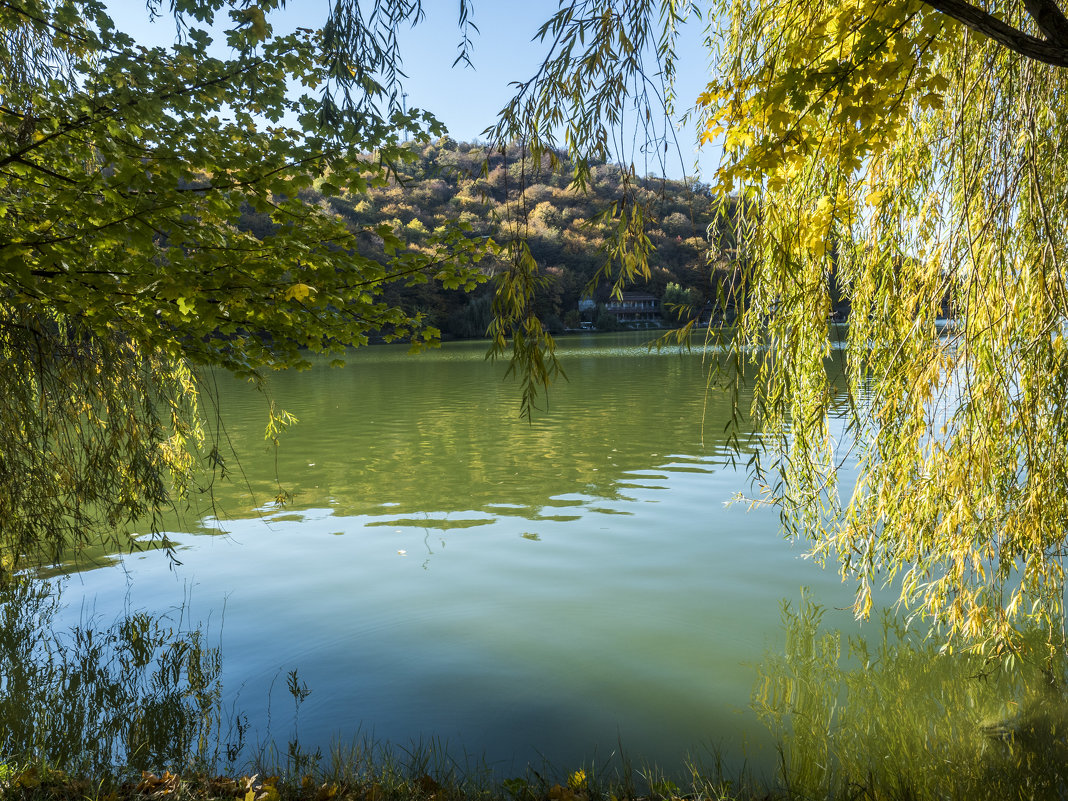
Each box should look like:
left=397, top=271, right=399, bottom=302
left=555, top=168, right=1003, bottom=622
left=496, top=0, right=1068, bottom=653
left=703, top=0, right=1068, bottom=653
left=0, top=311, right=201, bottom=567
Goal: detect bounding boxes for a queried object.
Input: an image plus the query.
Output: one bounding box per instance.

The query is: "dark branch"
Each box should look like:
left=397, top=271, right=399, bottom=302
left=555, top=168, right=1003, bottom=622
left=12, top=156, right=77, bottom=184
left=1024, top=0, right=1068, bottom=45
left=920, top=0, right=1068, bottom=66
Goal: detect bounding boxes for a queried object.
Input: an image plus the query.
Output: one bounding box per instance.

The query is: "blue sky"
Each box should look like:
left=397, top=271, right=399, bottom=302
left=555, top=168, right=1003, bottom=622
left=111, top=1, right=719, bottom=181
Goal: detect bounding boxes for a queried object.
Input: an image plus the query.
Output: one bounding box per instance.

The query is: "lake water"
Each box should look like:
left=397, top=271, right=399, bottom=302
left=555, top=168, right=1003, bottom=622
left=51, top=331, right=867, bottom=778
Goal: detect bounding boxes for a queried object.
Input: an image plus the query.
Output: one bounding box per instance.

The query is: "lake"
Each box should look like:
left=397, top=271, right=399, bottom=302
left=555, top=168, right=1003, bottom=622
left=50, top=331, right=868, bottom=778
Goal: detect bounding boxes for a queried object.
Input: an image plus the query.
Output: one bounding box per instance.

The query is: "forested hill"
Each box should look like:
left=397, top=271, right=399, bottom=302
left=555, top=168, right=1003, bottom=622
left=239, top=138, right=737, bottom=340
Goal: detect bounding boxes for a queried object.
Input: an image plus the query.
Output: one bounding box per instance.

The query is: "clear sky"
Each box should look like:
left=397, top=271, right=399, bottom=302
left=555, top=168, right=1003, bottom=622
left=110, top=1, right=720, bottom=181
left=394, top=3, right=721, bottom=181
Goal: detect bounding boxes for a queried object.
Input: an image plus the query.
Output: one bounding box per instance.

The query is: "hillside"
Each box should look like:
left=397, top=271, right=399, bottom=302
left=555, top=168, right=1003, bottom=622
left=240, top=138, right=739, bottom=340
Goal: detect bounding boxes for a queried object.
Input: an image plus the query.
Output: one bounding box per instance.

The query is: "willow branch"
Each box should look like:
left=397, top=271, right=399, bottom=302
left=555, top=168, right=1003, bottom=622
left=1023, top=0, right=1068, bottom=44
left=920, top=0, right=1068, bottom=66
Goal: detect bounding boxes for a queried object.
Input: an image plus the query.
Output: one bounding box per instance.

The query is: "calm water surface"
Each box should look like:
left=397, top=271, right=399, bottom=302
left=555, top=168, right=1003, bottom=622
left=55, top=332, right=863, bottom=777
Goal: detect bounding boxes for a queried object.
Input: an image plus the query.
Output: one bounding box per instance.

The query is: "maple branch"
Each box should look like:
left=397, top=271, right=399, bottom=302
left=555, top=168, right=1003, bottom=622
left=920, top=0, right=1068, bottom=66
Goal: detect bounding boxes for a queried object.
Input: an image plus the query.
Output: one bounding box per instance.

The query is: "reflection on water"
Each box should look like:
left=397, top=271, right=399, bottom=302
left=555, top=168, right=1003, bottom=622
left=36, top=330, right=1046, bottom=786
left=51, top=332, right=820, bottom=775
left=756, top=592, right=1068, bottom=798
left=0, top=575, right=227, bottom=777
left=189, top=333, right=761, bottom=531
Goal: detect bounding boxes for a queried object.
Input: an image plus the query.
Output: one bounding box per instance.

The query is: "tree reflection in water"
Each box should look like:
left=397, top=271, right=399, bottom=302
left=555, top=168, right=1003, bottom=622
left=0, top=574, right=235, bottom=777
left=755, top=591, right=1068, bottom=799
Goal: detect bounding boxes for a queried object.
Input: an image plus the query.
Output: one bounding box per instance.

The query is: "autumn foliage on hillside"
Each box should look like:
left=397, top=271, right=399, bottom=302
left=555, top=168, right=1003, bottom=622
left=239, top=139, right=736, bottom=339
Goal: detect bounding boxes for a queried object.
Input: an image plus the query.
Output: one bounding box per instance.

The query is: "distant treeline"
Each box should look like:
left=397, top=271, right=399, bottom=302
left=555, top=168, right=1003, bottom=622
left=238, top=138, right=743, bottom=339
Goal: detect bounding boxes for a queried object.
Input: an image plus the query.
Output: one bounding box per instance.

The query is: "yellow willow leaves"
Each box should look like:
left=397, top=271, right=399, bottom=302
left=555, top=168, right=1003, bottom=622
left=284, top=283, right=317, bottom=302
left=701, top=0, right=1068, bottom=652
left=134, top=771, right=182, bottom=797
left=699, top=0, right=949, bottom=191
left=801, top=196, right=837, bottom=259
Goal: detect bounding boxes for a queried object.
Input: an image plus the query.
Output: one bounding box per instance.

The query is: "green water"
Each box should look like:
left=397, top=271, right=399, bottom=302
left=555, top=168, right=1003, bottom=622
left=53, top=332, right=863, bottom=776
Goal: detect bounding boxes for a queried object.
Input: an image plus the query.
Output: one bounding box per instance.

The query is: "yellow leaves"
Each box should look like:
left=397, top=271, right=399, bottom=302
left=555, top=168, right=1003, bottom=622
left=175, top=297, right=195, bottom=319
left=567, top=770, right=587, bottom=790
left=810, top=195, right=835, bottom=226
left=785, top=195, right=840, bottom=260
left=12, top=766, right=41, bottom=789
left=699, top=125, right=722, bottom=146
left=284, top=283, right=317, bottom=302
left=265, top=405, right=298, bottom=446
left=917, top=92, right=944, bottom=111
left=208, top=774, right=280, bottom=801
left=926, top=73, right=951, bottom=93
left=723, top=127, right=755, bottom=152
left=135, top=771, right=181, bottom=797
left=854, top=581, right=873, bottom=621
left=548, top=782, right=587, bottom=801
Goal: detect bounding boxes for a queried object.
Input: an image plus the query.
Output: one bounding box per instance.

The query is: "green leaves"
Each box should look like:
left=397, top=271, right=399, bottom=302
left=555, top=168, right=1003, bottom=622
left=488, top=239, right=565, bottom=421
left=0, top=1, right=494, bottom=567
